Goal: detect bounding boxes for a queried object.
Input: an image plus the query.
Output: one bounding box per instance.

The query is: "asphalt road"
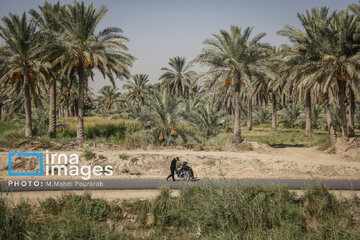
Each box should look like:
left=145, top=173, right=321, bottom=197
left=1, top=179, right=360, bottom=192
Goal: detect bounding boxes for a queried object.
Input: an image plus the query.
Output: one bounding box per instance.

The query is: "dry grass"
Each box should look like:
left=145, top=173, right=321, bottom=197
left=60, top=117, right=140, bottom=130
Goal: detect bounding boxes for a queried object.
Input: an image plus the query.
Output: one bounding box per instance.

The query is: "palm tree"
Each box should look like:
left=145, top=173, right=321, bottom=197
left=278, top=46, right=315, bottom=136
left=320, top=11, right=359, bottom=138
left=0, top=82, right=6, bottom=120
left=140, top=90, right=184, bottom=143
left=30, top=1, right=65, bottom=138
left=197, top=26, right=272, bottom=145
left=266, top=47, right=288, bottom=132
left=123, top=74, right=152, bottom=104
left=347, top=2, right=360, bottom=137
left=116, top=101, right=142, bottom=119
left=51, top=1, right=135, bottom=142
left=278, top=103, right=302, bottom=128
left=159, top=56, right=196, bottom=97
left=348, top=87, right=356, bottom=137
left=278, top=8, right=344, bottom=142
left=0, top=13, right=44, bottom=137
left=0, top=44, right=6, bottom=121
left=96, top=85, right=120, bottom=110
left=184, top=104, right=227, bottom=136
left=58, top=74, right=79, bottom=117
left=253, top=106, right=271, bottom=125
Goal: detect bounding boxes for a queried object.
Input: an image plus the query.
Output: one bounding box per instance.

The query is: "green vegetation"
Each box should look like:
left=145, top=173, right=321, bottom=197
left=0, top=1, right=359, bottom=150
left=1, top=184, right=359, bottom=239
left=129, top=170, right=142, bottom=176
left=57, top=117, right=140, bottom=140
left=82, top=147, right=96, bottom=160
left=0, top=121, right=17, bottom=134
left=130, top=157, right=139, bottom=164
left=0, top=192, right=124, bottom=240
left=0, top=115, right=355, bottom=149
left=118, top=153, right=129, bottom=160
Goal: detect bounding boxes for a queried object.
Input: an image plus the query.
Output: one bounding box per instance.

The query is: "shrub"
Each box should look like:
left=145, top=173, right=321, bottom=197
left=0, top=121, right=18, bottom=134
left=129, top=170, right=141, bottom=176
left=123, top=130, right=154, bottom=149
left=89, top=199, right=110, bottom=221
left=119, top=154, right=129, bottom=160
left=130, top=157, right=139, bottom=164
left=241, top=141, right=253, bottom=151
left=58, top=117, right=141, bottom=140
left=203, top=159, right=216, bottom=167
left=122, top=200, right=151, bottom=226
left=57, top=126, right=76, bottom=138
left=254, top=107, right=271, bottom=125
left=82, top=147, right=96, bottom=160
left=205, top=133, right=233, bottom=148
left=151, top=186, right=177, bottom=227
left=1, top=184, right=360, bottom=239
left=0, top=128, right=24, bottom=148
left=317, top=139, right=333, bottom=151
left=278, top=103, right=302, bottom=128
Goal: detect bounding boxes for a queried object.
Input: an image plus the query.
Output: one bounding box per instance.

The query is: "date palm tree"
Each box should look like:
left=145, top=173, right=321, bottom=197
left=278, top=8, right=343, bottom=142
left=0, top=13, right=44, bottom=137
left=278, top=46, right=316, bottom=137
left=159, top=56, right=196, bottom=97
left=50, top=1, right=135, bottom=142
left=123, top=74, right=152, bottom=104
left=96, top=85, right=120, bottom=110
left=320, top=11, right=359, bottom=138
left=140, top=90, right=184, bottom=143
left=347, top=1, right=360, bottom=137
left=197, top=25, right=272, bottom=145
left=282, top=9, right=360, bottom=140
left=0, top=82, right=6, bottom=120
left=184, top=104, right=227, bottom=137
left=30, top=1, right=65, bottom=137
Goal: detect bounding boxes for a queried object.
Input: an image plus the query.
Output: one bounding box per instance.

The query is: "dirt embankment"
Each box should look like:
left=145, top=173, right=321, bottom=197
left=0, top=139, right=359, bottom=181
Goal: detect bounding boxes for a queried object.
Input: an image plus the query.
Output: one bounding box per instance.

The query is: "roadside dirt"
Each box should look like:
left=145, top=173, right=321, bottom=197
left=0, top=140, right=359, bottom=181
left=4, top=190, right=360, bottom=203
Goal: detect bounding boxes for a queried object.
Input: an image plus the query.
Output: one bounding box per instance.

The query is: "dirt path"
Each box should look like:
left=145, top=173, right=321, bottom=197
left=4, top=189, right=360, bottom=204
left=1, top=145, right=359, bottom=181
left=2, top=190, right=168, bottom=203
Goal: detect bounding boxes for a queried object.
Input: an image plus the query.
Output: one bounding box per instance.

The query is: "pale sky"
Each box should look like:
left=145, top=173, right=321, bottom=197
left=0, top=0, right=356, bottom=93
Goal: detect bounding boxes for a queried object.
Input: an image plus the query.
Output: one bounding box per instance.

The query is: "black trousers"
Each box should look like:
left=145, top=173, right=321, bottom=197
left=167, top=169, right=175, bottom=181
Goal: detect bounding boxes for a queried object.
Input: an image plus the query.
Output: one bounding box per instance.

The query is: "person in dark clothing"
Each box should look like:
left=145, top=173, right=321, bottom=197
left=166, top=157, right=179, bottom=181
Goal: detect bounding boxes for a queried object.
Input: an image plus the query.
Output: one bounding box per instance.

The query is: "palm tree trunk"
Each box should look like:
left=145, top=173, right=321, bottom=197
left=0, top=102, right=2, bottom=121
left=305, top=89, right=312, bottom=137
left=65, top=99, right=70, bottom=117
left=24, top=83, right=32, bottom=137
left=271, top=92, right=277, bottom=132
left=233, top=75, right=243, bottom=145
left=324, top=90, right=337, bottom=143
left=48, top=80, right=56, bottom=137
left=348, top=87, right=355, bottom=137
left=76, top=68, right=85, bottom=143
left=337, top=80, right=348, bottom=138
left=75, top=103, right=78, bottom=117
left=247, top=96, right=252, bottom=131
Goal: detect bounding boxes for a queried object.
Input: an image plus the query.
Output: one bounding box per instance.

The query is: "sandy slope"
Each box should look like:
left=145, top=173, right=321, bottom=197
left=0, top=141, right=359, bottom=181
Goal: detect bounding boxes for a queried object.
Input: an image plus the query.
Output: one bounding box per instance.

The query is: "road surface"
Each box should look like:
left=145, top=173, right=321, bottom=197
left=1, top=178, right=360, bottom=192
